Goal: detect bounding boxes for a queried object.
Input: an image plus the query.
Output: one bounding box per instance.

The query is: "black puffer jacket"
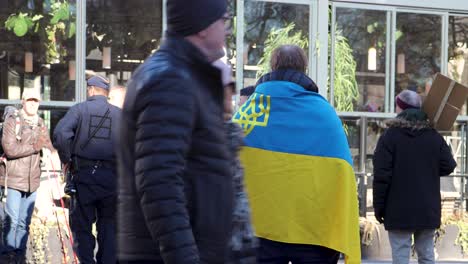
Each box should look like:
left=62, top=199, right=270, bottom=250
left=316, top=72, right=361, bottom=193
left=117, top=35, right=233, bottom=264
left=373, top=109, right=456, bottom=230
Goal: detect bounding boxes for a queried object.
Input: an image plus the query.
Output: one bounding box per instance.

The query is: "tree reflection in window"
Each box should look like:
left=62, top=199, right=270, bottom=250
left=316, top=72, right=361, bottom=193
left=244, top=1, right=309, bottom=86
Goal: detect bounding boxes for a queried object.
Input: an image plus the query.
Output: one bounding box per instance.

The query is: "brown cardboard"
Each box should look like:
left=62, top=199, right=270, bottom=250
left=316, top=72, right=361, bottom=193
left=422, top=73, right=468, bottom=131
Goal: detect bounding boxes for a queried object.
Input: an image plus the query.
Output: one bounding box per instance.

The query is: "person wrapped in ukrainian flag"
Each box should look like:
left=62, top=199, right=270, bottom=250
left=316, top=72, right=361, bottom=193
left=233, top=45, right=361, bottom=264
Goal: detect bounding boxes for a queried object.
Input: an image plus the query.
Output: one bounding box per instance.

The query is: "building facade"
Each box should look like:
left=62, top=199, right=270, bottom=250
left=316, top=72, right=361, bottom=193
left=2, top=0, right=468, bottom=214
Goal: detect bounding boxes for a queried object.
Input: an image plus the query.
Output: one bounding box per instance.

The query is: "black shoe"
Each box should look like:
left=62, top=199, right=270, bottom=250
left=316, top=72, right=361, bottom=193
left=14, top=255, right=25, bottom=264
left=13, top=250, right=25, bottom=264
left=0, top=251, right=16, bottom=264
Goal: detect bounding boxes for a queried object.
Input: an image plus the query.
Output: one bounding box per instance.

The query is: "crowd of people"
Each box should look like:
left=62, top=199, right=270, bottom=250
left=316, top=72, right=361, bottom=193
left=0, top=0, right=457, bottom=263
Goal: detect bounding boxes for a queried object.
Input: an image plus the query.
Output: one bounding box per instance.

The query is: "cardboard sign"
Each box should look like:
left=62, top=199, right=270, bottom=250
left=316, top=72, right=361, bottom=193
left=422, top=73, right=468, bottom=131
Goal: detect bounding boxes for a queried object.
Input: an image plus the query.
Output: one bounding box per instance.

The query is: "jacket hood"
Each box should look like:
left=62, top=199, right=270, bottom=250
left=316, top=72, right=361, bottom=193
left=386, top=109, right=432, bottom=137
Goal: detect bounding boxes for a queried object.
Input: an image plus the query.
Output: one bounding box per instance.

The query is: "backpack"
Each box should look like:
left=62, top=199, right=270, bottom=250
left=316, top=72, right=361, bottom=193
left=0, top=106, right=22, bottom=156
left=0, top=106, right=21, bottom=201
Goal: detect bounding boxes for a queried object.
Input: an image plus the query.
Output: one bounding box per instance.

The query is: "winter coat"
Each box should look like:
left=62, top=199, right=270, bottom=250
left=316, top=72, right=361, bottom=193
left=0, top=111, right=52, bottom=193
left=116, top=34, right=233, bottom=264
left=226, top=121, right=257, bottom=263
left=373, top=109, right=457, bottom=230
left=53, top=95, right=121, bottom=164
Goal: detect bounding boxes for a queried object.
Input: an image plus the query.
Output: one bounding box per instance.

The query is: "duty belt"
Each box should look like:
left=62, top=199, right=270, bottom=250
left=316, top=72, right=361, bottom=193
left=75, top=158, right=115, bottom=170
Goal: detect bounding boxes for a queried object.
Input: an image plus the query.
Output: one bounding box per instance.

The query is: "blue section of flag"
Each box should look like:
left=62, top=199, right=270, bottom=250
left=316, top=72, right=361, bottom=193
left=233, top=81, right=352, bottom=165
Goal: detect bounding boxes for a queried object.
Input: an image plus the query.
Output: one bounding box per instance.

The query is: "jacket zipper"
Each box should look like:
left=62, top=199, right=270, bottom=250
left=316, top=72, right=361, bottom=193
left=28, top=154, right=32, bottom=192
left=28, top=126, right=35, bottom=192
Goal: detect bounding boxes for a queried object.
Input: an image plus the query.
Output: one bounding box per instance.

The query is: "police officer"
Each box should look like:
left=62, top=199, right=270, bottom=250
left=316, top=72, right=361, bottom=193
left=53, top=75, right=121, bottom=264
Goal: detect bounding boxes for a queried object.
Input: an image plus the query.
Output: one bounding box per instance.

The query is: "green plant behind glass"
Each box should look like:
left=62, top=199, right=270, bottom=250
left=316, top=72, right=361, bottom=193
left=255, top=23, right=308, bottom=79
left=3, top=0, right=76, bottom=64
left=332, top=27, right=359, bottom=113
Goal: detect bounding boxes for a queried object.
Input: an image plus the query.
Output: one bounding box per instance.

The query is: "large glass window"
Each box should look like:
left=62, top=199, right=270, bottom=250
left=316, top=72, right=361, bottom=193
left=0, top=0, right=77, bottom=101
left=243, top=1, right=309, bottom=87
left=440, top=126, right=465, bottom=193
left=395, top=13, right=441, bottom=103
left=448, top=16, right=468, bottom=115
left=335, top=8, right=388, bottom=113
left=86, top=0, right=162, bottom=87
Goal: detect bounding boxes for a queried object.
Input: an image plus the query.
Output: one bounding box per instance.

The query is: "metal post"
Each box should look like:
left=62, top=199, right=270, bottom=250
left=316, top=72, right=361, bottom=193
left=389, top=10, right=396, bottom=113
left=162, top=0, right=167, bottom=33
left=76, top=0, right=86, bottom=102
left=385, top=11, right=391, bottom=112
left=330, top=4, right=336, bottom=105
left=316, top=0, right=329, bottom=97
left=359, top=116, right=368, bottom=217
left=460, top=123, right=466, bottom=214
left=235, top=0, right=244, bottom=106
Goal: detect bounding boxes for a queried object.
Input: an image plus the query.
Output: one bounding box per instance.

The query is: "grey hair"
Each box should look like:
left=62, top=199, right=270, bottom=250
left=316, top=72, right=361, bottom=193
left=397, top=90, right=422, bottom=108
left=270, top=45, right=308, bottom=73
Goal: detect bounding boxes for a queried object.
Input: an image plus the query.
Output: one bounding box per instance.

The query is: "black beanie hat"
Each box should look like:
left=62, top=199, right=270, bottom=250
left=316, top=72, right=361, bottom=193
left=167, top=0, right=227, bottom=37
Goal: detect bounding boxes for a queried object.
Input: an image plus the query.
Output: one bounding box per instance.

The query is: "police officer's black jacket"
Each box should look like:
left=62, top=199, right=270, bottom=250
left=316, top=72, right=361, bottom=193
left=53, top=95, right=121, bottom=165
left=117, top=35, right=233, bottom=264
left=373, top=109, right=456, bottom=230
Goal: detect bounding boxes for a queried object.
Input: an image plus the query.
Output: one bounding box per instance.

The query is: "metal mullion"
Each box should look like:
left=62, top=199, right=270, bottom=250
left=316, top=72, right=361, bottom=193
left=462, top=124, right=466, bottom=213
left=359, top=116, right=368, bottom=216
left=332, top=0, right=468, bottom=13
left=441, top=13, right=449, bottom=75
left=333, top=2, right=393, bottom=11
left=309, top=1, right=317, bottom=83
left=0, top=100, right=74, bottom=108
left=449, top=13, right=468, bottom=18
left=235, top=0, right=245, bottom=104
left=395, top=7, right=447, bottom=16
left=337, top=112, right=468, bottom=123
left=76, top=0, right=86, bottom=103
left=249, top=0, right=310, bottom=4
left=390, top=10, right=396, bottom=113
left=316, top=0, right=329, bottom=97
left=385, top=11, right=391, bottom=112
left=329, top=3, right=336, bottom=105
left=162, top=0, right=167, bottom=33
left=338, top=111, right=396, bottom=119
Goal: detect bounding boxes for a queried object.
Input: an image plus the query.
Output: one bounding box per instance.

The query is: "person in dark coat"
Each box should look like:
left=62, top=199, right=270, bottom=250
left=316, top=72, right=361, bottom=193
left=215, top=60, right=257, bottom=264
left=53, top=75, right=121, bottom=264
left=373, top=89, right=457, bottom=264
left=116, top=0, right=234, bottom=263
left=243, top=45, right=354, bottom=264
left=238, top=86, right=255, bottom=107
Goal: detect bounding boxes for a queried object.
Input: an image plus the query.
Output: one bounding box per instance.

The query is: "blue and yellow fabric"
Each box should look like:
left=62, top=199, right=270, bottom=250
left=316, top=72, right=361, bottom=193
left=233, top=80, right=361, bottom=264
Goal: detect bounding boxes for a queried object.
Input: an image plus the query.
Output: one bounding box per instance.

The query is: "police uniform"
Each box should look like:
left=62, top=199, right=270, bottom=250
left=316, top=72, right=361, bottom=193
left=53, top=76, right=121, bottom=264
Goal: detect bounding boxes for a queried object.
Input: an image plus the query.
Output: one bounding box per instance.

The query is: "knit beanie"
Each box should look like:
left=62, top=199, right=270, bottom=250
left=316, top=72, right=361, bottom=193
left=167, top=0, right=227, bottom=36
left=395, top=90, right=421, bottom=110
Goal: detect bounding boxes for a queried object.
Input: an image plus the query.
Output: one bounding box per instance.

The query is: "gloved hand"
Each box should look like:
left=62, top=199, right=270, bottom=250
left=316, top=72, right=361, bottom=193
left=212, top=59, right=234, bottom=87
left=33, top=128, right=48, bottom=152
left=375, top=210, right=385, bottom=224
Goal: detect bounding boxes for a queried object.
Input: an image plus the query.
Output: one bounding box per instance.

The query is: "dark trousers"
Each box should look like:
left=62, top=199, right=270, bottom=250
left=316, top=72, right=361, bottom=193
left=70, top=168, right=116, bottom=264
left=257, top=238, right=340, bottom=264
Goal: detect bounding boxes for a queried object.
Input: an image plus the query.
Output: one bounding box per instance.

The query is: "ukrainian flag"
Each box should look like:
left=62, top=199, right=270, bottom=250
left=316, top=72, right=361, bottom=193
left=233, top=81, right=361, bottom=264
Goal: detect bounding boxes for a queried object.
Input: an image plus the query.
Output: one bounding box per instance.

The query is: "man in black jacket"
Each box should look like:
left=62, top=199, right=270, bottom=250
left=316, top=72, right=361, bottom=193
left=373, top=90, right=457, bottom=264
left=116, top=0, right=233, bottom=263
left=54, top=75, right=121, bottom=264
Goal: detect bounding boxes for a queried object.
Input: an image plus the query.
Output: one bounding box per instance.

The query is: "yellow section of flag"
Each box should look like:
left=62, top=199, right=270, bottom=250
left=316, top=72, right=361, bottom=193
left=241, top=147, right=361, bottom=264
